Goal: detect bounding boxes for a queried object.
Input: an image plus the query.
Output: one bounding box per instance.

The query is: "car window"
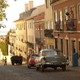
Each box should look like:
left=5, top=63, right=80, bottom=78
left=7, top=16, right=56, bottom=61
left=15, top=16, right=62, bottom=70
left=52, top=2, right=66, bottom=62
left=32, top=54, right=39, bottom=58
left=41, top=51, right=57, bottom=57
left=56, top=50, right=63, bottom=56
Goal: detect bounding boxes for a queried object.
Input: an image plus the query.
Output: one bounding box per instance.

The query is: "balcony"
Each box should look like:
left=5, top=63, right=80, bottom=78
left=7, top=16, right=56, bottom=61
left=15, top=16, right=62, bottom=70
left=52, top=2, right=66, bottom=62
left=55, top=20, right=64, bottom=31
left=44, top=29, right=54, bottom=38
left=66, top=19, right=77, bottom=31
left=50, top=0, right=59, bottom=4
left=36, top=38, right=43, bottom=45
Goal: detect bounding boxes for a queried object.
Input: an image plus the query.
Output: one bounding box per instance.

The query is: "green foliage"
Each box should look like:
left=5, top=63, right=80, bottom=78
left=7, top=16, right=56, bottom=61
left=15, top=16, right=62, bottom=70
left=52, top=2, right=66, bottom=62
left=0, top=0, right=8, bottom=21
left=0, top=31, right=10, bottom=55
left=0, top=41, right=8, bottom=56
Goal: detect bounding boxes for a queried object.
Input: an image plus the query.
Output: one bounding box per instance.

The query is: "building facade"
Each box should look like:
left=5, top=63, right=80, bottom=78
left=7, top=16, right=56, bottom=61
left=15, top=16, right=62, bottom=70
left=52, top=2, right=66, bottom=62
left=44, top=0, right=54, bottom=49
left=33, top=5, right=45, bottom=53
left=51, top=0, right=80, bottom=65
left=14, top=19, right=27, bottom=61
left=9, top=29, right=16, bottom=56
left=26, top=19, right=35, bottom=54
left=14, top=1, right=45, bottom=60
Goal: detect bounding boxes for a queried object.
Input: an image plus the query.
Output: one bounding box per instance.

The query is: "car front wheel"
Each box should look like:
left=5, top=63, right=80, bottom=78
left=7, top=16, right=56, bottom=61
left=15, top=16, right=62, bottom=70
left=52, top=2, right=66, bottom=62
left=54, top=67, right=57, bottom=70
left=36, top=66, right=40, bottom=71
left=62, top=65, right=66, bottom=71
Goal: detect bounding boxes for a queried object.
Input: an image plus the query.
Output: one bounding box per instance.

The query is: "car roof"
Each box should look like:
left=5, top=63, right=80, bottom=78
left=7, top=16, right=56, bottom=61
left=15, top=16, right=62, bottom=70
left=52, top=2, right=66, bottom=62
left=31, top=54, right=39, bottom=56
left=40, top=49, right=61, bottom=52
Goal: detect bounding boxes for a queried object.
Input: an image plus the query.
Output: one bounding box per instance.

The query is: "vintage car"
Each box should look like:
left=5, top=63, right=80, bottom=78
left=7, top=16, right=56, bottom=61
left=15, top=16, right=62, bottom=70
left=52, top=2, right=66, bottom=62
left=35, top=49, right=68, bottom=72
left=27, top=54, right=39, bottom=68
left=11, top=55, right=22, bottom=65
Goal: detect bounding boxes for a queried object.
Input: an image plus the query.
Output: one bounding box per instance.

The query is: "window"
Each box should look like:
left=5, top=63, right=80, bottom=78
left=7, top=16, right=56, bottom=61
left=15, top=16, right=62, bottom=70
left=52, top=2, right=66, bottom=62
left=58, top=10, right=63, bottom=29
left=54, top=11, right=57, bottom=22
left=45, top=21, right=48, bottom=29
left=30, top=22, right=32, bottom=28
left=42, top=50, right=57, bottom=57
left=78, top=4, right=80, bottom=21
left=58, top=10, right=62, bottom=21
left=51, top=20, right=54, bottom=29
left=48, top=21, right=50, bottom=29
left=50, top=20, right=53, bottom=29
left=64, top=7, right=68, bottom=21
left=70, top=5, right=75, bottom=19
left=55, top=38, right=58, bottom=49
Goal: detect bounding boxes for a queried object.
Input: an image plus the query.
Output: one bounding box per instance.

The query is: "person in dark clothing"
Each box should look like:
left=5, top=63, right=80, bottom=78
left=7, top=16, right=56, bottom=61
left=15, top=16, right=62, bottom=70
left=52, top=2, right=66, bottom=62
left=4, top=57, right=7, bottom=65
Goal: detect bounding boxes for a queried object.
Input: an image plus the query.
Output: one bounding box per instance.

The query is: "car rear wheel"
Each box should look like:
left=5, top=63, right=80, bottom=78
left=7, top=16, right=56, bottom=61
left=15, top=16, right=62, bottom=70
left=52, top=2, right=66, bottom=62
left=54, top=67, right=57, bottom=70
left=40, top=65, right=44, bottom=72
left=27, top=65, right=31, bottom=68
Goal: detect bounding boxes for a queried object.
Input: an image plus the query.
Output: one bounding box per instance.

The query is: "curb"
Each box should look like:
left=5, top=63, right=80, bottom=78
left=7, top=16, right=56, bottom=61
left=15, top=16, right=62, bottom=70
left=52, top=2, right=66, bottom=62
left=67, top=66, right=80, bottom=72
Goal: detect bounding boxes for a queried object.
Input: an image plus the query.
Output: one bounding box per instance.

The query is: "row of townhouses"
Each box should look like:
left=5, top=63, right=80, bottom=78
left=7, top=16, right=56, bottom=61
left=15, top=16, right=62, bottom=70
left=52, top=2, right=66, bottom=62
left=9, top=0, right=80, bottom=65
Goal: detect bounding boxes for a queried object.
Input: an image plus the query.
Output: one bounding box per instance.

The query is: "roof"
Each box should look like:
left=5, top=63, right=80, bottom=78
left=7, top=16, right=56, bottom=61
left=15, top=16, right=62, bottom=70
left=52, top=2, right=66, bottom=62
left=14, top=18, right=24, bottom=22
left=25, top=4, right=45, bottom=20
left=31, top=4, right=45, bottom=17
left=19, top=8, right=36, bottom=19
left=14, top=4, right=45, bottom=22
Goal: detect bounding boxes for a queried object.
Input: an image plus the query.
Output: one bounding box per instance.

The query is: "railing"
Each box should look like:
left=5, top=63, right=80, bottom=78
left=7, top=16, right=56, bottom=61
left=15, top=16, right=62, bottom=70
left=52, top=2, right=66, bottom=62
left=55, top=20, right=64, bottom=31
left=66, top=19, right=77, bottom=31
left=44, top=29, right=54, bottom=38
left=50, top=0, right=59, bottom=4
left=36, top=38, right=43, bottom=45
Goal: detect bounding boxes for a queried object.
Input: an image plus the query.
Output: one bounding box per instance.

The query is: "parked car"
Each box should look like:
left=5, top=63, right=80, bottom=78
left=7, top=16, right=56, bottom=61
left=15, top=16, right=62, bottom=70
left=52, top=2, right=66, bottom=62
left=11, top=55, right=22, bottom=65
left=27, top=54, right=39, bottom=68
left=35, top=49, right=68, bottom=72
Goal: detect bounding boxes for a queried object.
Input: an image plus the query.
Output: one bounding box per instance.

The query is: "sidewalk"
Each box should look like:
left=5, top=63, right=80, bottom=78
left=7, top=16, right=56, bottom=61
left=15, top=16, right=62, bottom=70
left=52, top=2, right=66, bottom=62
left=67, top=65, right=80, bottom=72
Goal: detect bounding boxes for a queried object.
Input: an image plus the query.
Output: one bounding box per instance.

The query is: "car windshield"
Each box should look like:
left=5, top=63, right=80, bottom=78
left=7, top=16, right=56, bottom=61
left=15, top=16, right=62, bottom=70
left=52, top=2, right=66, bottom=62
left=40, top=50, right=62, bottom=57
left=32, top=54, right=39, bottom=58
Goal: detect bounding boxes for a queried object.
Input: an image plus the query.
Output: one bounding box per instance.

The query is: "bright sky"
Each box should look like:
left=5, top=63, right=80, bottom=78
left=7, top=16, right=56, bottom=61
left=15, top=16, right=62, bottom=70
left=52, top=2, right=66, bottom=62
left=0, top=0, right=44, bottom=35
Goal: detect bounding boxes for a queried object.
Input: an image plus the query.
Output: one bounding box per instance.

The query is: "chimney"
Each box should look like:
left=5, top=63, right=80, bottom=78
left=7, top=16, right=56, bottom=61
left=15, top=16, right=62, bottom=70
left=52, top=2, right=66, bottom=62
left=29, top=0, right=33, bottom=10
left=24, top=0, right=33, bottom=11
left=25, top=3, right=29, bottom=11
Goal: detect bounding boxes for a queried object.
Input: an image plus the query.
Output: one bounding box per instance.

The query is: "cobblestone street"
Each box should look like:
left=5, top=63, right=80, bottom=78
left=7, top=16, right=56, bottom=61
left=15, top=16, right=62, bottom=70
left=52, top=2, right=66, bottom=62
left=0, top=64, right=80, bottom=80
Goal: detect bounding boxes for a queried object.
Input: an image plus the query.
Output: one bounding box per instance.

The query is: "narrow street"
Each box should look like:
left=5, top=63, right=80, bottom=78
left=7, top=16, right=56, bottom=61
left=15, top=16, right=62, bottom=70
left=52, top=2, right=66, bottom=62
left=0, top=64, right=80, bottom=80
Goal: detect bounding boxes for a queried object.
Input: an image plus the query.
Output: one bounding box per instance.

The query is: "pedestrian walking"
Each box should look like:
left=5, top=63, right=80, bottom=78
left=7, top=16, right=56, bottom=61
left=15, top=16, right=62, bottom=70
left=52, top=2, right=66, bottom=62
left=4, top=57, right=7, bottom=65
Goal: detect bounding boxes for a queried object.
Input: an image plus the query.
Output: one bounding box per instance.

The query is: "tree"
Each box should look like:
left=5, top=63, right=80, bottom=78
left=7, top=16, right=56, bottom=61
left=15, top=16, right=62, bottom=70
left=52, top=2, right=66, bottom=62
left=0, top=0, right=17, bottom=28
left=0, top=41, right=8, bottom=55
left=0, top=0, right=8, bottom=21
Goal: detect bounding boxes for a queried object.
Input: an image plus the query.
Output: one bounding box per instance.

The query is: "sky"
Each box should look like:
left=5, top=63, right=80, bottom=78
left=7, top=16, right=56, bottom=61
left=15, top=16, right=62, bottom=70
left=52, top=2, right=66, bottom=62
left=0, top=0, right=44, bottom=35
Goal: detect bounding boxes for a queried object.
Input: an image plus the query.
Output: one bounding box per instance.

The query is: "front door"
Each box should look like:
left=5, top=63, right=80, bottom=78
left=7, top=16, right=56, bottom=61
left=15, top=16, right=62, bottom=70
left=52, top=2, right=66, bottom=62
left=72, top=40, right=76, bottom=53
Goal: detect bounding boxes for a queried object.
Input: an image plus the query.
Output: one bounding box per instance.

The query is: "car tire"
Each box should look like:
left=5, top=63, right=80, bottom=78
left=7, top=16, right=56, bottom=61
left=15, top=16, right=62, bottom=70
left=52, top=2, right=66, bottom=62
left=54, top=67, right=57, bottom=70
left=27, top=65, right=31, bottom=69
left=12, top=61, right=14, bottom=65
left=40, top=65, right=44, bottom=72
left=36, top=66, right=39, bottom=71
left=62, top=65, right=66, bottom=71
